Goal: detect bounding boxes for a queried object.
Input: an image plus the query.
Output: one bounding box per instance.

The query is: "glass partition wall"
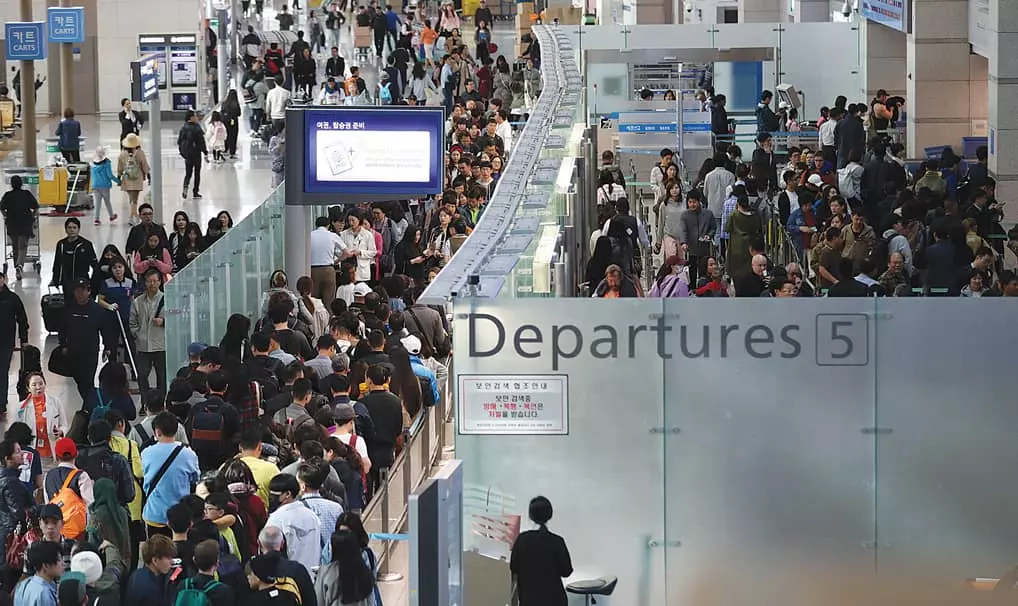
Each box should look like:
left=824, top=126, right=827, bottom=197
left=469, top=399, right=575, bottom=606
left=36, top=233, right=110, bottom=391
left=453, top=297, right=1018, bottom=605
left=164, top=186, right=285, bottom=371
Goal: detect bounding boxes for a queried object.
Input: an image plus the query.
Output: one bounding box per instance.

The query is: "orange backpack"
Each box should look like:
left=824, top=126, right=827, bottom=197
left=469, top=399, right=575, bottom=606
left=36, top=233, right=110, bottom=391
left=49, top=469, right=87, bottom=540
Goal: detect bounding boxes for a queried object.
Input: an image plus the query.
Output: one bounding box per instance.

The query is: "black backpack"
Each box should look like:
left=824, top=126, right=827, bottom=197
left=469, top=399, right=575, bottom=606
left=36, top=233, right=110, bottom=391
left=76, top=445, right=117, bottom=485
left=133, top=423, right=158, bottom=452
left=189, top=400, right=226, bottom=451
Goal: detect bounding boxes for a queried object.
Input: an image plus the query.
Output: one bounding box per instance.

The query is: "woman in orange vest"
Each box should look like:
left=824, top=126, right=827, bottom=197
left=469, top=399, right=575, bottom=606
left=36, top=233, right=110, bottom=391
left=10, top=372, right=67, bottom=470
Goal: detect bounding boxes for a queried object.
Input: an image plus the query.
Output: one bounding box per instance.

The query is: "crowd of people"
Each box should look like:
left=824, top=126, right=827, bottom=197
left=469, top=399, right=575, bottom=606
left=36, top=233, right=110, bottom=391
left=587, top=89, right=1018, bottom=299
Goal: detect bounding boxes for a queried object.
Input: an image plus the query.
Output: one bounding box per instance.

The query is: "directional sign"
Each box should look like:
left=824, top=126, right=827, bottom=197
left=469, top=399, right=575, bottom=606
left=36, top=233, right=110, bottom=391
left=47, top=7, right=85, bottom=44
left=5, top=22, right=47, bottom=61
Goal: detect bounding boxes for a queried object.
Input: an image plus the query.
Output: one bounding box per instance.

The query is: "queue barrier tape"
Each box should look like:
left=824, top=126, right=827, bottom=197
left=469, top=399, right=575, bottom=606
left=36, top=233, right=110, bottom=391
left=370, top=532, right=410, bottom=541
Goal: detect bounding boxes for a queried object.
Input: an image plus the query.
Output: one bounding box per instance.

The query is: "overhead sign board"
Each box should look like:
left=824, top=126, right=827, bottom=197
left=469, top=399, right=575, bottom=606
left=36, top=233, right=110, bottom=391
left=47, top=7, right=85, bottom=44
left=860, top=0, right=908, bottom=33
left=458, top=374, right=569, bottom=435
left=5, top=22, right=47, bottom=61
left=291, top=106, right=445, bottom=203
left=130, top=53, right=162, bottom=102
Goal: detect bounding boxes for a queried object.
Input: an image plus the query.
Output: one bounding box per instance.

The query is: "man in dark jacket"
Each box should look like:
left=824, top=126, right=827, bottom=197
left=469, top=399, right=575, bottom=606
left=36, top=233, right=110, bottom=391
left=75, top=420, right=136, bottom=507
left=835, top=103, right=866, bottom=169
left=923, top=222, right=965, bottom=296
left=474, top=0, right=494, bottom=28
left=124, top=203, right=169, bottom=259
left=62, top=278, right=105, bottom=404
left=755, top=90, right=779, bottom=134
left=256, top=527, right=317, bottom=606
left=325, top=47, right=345, bottom=80
left=711, top=94, right=730, bottom=141
left=177, top=110, right=208, bottom=200
left=0, top=175, right=39, bottom=280
left=186, top=371, right=241, bottom=470
left=0, top=439, right=31, bottom=570
left=0, top=272, right=28, bottom=414
left=50, top=217, right=99, bottom=298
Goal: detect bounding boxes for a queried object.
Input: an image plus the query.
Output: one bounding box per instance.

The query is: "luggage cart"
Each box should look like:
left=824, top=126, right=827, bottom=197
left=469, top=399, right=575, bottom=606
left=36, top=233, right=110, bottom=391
left=2, top=167, right=42, bottom=276
left=354, top=26, right=372, bottom=62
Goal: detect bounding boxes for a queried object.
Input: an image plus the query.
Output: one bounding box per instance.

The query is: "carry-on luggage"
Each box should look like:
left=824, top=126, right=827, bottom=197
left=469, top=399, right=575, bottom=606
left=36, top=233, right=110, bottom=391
left=16, top=344, right=41, bottom=401
left=41, top=288, right=65, bottom=334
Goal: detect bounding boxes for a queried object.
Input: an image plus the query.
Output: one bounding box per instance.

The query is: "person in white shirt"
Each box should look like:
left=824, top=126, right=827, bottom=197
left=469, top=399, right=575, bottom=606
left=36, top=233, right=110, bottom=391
left=339, top=209, right=377, bottom=283
left=310, top=216, right=352, bottom=309
left=317, top=77, right=345, bottom=105
left=819, top=107, right=841, bottom=161
left=265, top=474, right=322, bottom=573
left=494, top=109, right=513, bottom=155
left=265, top=77, right=291, bottom=135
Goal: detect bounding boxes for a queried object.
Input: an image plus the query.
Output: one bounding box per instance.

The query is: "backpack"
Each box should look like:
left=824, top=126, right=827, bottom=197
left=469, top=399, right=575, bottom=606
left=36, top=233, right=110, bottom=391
left=271, top=577, right=303, bottom=605
left=379, top=82, right=392, bottom=104
left=189, top=400, right=226, bottom=450
left=90, top=388, right=111, bottom=424
left=76, top=446, right=117, bottom=485
left=174, top=578, right=222, bottom=606
left=121, top=153, right=141, bottom=181
left=419, top=376, right=436, bottom=408
left=49, top=469, right=87, bottom=540
left=179, top=126, right=201, bottom=158
left=133, top=422, right=157, bottom=452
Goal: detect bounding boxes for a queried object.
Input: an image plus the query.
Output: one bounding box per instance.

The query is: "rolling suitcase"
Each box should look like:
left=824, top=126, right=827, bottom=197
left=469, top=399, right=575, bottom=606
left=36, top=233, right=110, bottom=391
left=16, top=344, right=41, bottom=401
left=41, top=287, right=65, bottom=334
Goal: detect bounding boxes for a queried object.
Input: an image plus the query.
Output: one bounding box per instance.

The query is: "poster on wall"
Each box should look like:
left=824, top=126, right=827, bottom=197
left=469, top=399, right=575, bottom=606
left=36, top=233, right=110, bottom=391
left=860, top=0, right=907, bottom=33
left=458, top=374, right=569, bottom=435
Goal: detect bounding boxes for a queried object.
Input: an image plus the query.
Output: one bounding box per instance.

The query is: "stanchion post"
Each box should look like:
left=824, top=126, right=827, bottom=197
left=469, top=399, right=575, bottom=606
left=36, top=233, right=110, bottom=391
left=376, top=466, right=403, bottom=582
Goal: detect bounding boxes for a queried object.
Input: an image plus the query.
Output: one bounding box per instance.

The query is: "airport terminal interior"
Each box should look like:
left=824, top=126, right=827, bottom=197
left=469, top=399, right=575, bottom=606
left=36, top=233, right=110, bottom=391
left=1, top=0, right=1017, bottom=604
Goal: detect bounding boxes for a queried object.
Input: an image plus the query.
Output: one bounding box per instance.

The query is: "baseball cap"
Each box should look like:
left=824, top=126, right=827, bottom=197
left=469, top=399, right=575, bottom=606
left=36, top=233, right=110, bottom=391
left=353, top=282, right=373, bottom=297
left=73, top=277, right=91, bottom=290
left=71, top=551, right=104, bottom=585
left=187, top=342, right=209, bottom=357
left=400, top=334, right=422, bottom=355
left=38, top=503, right=63, bottom=520
left=54, top=437, right=77, bottom=459
left=334, top=403, right=357, bottom=423
left=807, top=173, right=824, bottom=187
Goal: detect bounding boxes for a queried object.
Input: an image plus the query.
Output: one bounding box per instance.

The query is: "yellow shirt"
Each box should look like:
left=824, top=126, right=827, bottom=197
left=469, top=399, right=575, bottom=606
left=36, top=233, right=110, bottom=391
left=238, top=455, right=280, bottom=505
left=109, top=433, right=143, bottom=521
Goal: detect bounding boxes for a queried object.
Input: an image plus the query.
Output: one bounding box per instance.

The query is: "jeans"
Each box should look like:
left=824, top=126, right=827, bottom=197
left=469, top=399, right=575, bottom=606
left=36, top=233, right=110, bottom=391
left=136, top=350, right=166, bottom=399
left=272, top=118, right=285, bottom=135
left=93, top=188, right=113, bottom=221
left=250, top=108, right=265, bottom=132
left=72, top=353, right=99, bottom=405
left=0, top=347, right=13, bottom=411
left=183, top=155, right=202, bottom=195
left=10, top=235, right=29, bottom=269
left=327, top=29, right=341, bottom=51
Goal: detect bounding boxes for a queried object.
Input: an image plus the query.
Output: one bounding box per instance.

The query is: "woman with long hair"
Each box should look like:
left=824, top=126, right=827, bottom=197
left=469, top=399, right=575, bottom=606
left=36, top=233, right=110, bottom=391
left=389, top=346, right=422, bottom=419
left=427, top=208, right=453, bottom=265
left=324, top=437, right=365, bottom=513
left=167, top=211, right=190, bottom=271
left=217, top=210, right=235, bottom=231
left=220, top=458, right=268, bottom=549
left=132, top=229, right=173, bottom=277
left=492, top=55, right=513, bottom=108
left=176, top=221, right=205, bottom=270
left=220, top=314, right=251, bottom=363
left=315, top=529, right=378, bottom=606
left=296, top=275, right=330, bottom=339
left=655, top=179, right=684, bottom=261
left=335, top=512, right=382, bottom=605
left=648, top=255, right=690, bottom=298
left=585, top=236, right=614, bottom=292
left=97, top=243, right=134, bottom=284
left=87, top=478, right=132, bottom=558
left=221, top=89, right=242, bottom=158
left=393, top=226, right=427, bottom=283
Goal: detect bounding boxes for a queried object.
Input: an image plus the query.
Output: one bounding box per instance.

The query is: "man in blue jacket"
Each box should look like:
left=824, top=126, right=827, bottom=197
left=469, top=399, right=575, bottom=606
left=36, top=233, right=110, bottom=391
left=399, top=335, right=440, bottom=405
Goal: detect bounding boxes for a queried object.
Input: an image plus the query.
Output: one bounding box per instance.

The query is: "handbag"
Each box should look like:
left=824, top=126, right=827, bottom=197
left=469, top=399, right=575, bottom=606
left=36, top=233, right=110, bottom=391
left=47, top=346, right=73, bottom=377
left=5, top=522, right=39, bottom=570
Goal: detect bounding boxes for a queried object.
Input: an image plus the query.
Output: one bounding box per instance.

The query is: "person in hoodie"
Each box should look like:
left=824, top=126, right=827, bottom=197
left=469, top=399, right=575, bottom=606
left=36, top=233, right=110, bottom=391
left=89, top=147, right=119, bottom=227
left=317, top=77, right=344, bottom=105
left=51, top=218, right=99, bottom=298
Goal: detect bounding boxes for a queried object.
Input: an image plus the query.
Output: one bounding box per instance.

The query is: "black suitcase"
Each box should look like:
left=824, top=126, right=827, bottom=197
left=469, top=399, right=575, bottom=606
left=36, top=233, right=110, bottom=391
left=41, top=290, right=66, bottom=334
left=16, top=344, right=42, bottom=401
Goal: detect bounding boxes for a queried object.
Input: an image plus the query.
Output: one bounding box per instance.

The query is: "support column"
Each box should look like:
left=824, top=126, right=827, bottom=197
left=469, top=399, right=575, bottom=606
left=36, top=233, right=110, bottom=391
left=906, top=0, right=972, bottom=156
left=19, top=0, right=38, bottom=168
left=859, top=19, right=907, bottom=103
left=58, top=0, right=74, bottom=115
left=739, top=0, right=784, bottom=23
left=988, top=0, right=1018, bottom=223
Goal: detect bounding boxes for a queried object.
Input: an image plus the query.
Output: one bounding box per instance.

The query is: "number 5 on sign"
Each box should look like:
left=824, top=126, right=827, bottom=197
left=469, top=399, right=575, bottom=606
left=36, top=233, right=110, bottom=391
left=815, top=314, right=869, bottom=366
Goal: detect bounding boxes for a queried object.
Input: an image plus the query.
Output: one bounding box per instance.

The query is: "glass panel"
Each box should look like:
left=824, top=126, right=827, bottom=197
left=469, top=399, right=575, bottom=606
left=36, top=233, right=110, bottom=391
left=778, top=23, right=861, bottom=123
left=663, top=298, right=876, bottom=603
left=453, top=298, right=667, bottom=605
left=874, top=298, right=1018, bottom=584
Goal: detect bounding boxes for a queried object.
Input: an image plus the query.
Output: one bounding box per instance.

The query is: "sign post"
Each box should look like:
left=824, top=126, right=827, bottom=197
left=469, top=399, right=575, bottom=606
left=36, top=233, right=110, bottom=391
left=6, top=16, right=46, bottom=167
left=47, top=4, right=85, bottom=114
left=131, top=53, right=163, bottom=221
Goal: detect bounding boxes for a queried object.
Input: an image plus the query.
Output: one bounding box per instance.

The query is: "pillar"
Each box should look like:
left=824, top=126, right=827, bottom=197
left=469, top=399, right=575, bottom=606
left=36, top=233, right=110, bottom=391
left=988, top=0, right=1018, bottom=222
left=19, top=0, right=37, bottom=168
left=906, top=0, right=973, bottom=156
left=739, top=0, right=784, bottom=23
left=793, top=0, right=828, bottom=22
left=58, top=0, right=74, bottom=115
left=859, top=19, right=907, bottom=103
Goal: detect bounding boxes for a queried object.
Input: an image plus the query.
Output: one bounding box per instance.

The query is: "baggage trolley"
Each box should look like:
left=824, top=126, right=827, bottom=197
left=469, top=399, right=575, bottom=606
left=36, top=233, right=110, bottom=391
left=354, top=26, right=373, bottom=62
left=0, top=210, right=41, bottom=276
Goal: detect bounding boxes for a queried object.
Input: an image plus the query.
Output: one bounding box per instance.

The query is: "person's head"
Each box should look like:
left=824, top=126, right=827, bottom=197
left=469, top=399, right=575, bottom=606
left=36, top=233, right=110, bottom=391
left=604, top=264, right=623, bottom=291
left=268, top=474, right=301, bottom=511
left=1001, top=271, right=1018, bottom=297
left=851, top=211, right=865, bottom=230
left=971, top=247, right=994, bottom=271
left=297, top=459, right=330, bottom=493
left=152, top=411, right=179, bottom=440
left=142, top=535, right=176, bottom=575
left=751, top=254, right=768, bottom=277
left=887, top=251, right=904, bottom=274
left=772, top=279, right=796, bottom=297
left=37, top=503, right=64, bottom=541
left=528, top=496, right=553, bottom=527
left=365, top=364, right=390, bottom=390
left=247, top=552, right=282, bottom=589
left=760, top=90, right=773, bottom=105
left=659, top=148, right=673, bottom=164
left=967, top=268, right=985, bottom=292
left=686, top=189, right=703, bottom=212
left=25, top=370, right=46, bottom=397
left=28, top=540, right=65, bottom=580
left=757, top=132, right=773, bottom=152
left=194, top=539, right=220, bottom=574
left=65, top=217, right=81, bottom=238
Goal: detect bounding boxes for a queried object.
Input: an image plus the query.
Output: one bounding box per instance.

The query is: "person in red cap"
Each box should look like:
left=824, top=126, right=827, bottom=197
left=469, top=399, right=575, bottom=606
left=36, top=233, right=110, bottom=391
left=44, top=438, right=93, bottom=508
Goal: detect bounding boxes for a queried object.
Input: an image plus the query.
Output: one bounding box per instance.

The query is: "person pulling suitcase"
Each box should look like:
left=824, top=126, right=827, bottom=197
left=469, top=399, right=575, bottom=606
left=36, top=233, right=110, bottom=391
left=0, top=270, right=29, bottom=416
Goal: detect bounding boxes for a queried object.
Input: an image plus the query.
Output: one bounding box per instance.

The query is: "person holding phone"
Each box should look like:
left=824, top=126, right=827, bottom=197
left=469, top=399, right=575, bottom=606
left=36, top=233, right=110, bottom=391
left=129, top=269, right=166, bottom=399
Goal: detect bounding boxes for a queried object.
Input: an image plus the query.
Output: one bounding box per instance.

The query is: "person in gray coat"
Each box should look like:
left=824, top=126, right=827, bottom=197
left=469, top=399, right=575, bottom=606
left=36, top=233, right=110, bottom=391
left=129, top=268, right=166, bottom=398
left=678, top=190, right=717, bottom=287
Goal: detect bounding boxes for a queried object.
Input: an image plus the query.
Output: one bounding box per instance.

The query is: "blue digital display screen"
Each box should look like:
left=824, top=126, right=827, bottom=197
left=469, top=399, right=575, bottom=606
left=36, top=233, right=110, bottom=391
left=302, top=107, right=445, bottom=198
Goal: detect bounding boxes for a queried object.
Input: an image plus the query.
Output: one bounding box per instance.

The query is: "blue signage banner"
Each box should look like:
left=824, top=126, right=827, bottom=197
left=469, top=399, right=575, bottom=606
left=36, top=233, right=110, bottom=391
left=130, top=54, right=161, bottom=103
left=618, top=122, right=712, bottom=133
left=302, top=107, right=445, bottom=198
left=47, top=7, right=85, bottom=44
left=5, top=22, right=47, bottom=61
left=861, top=0, right=907, bottom=33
